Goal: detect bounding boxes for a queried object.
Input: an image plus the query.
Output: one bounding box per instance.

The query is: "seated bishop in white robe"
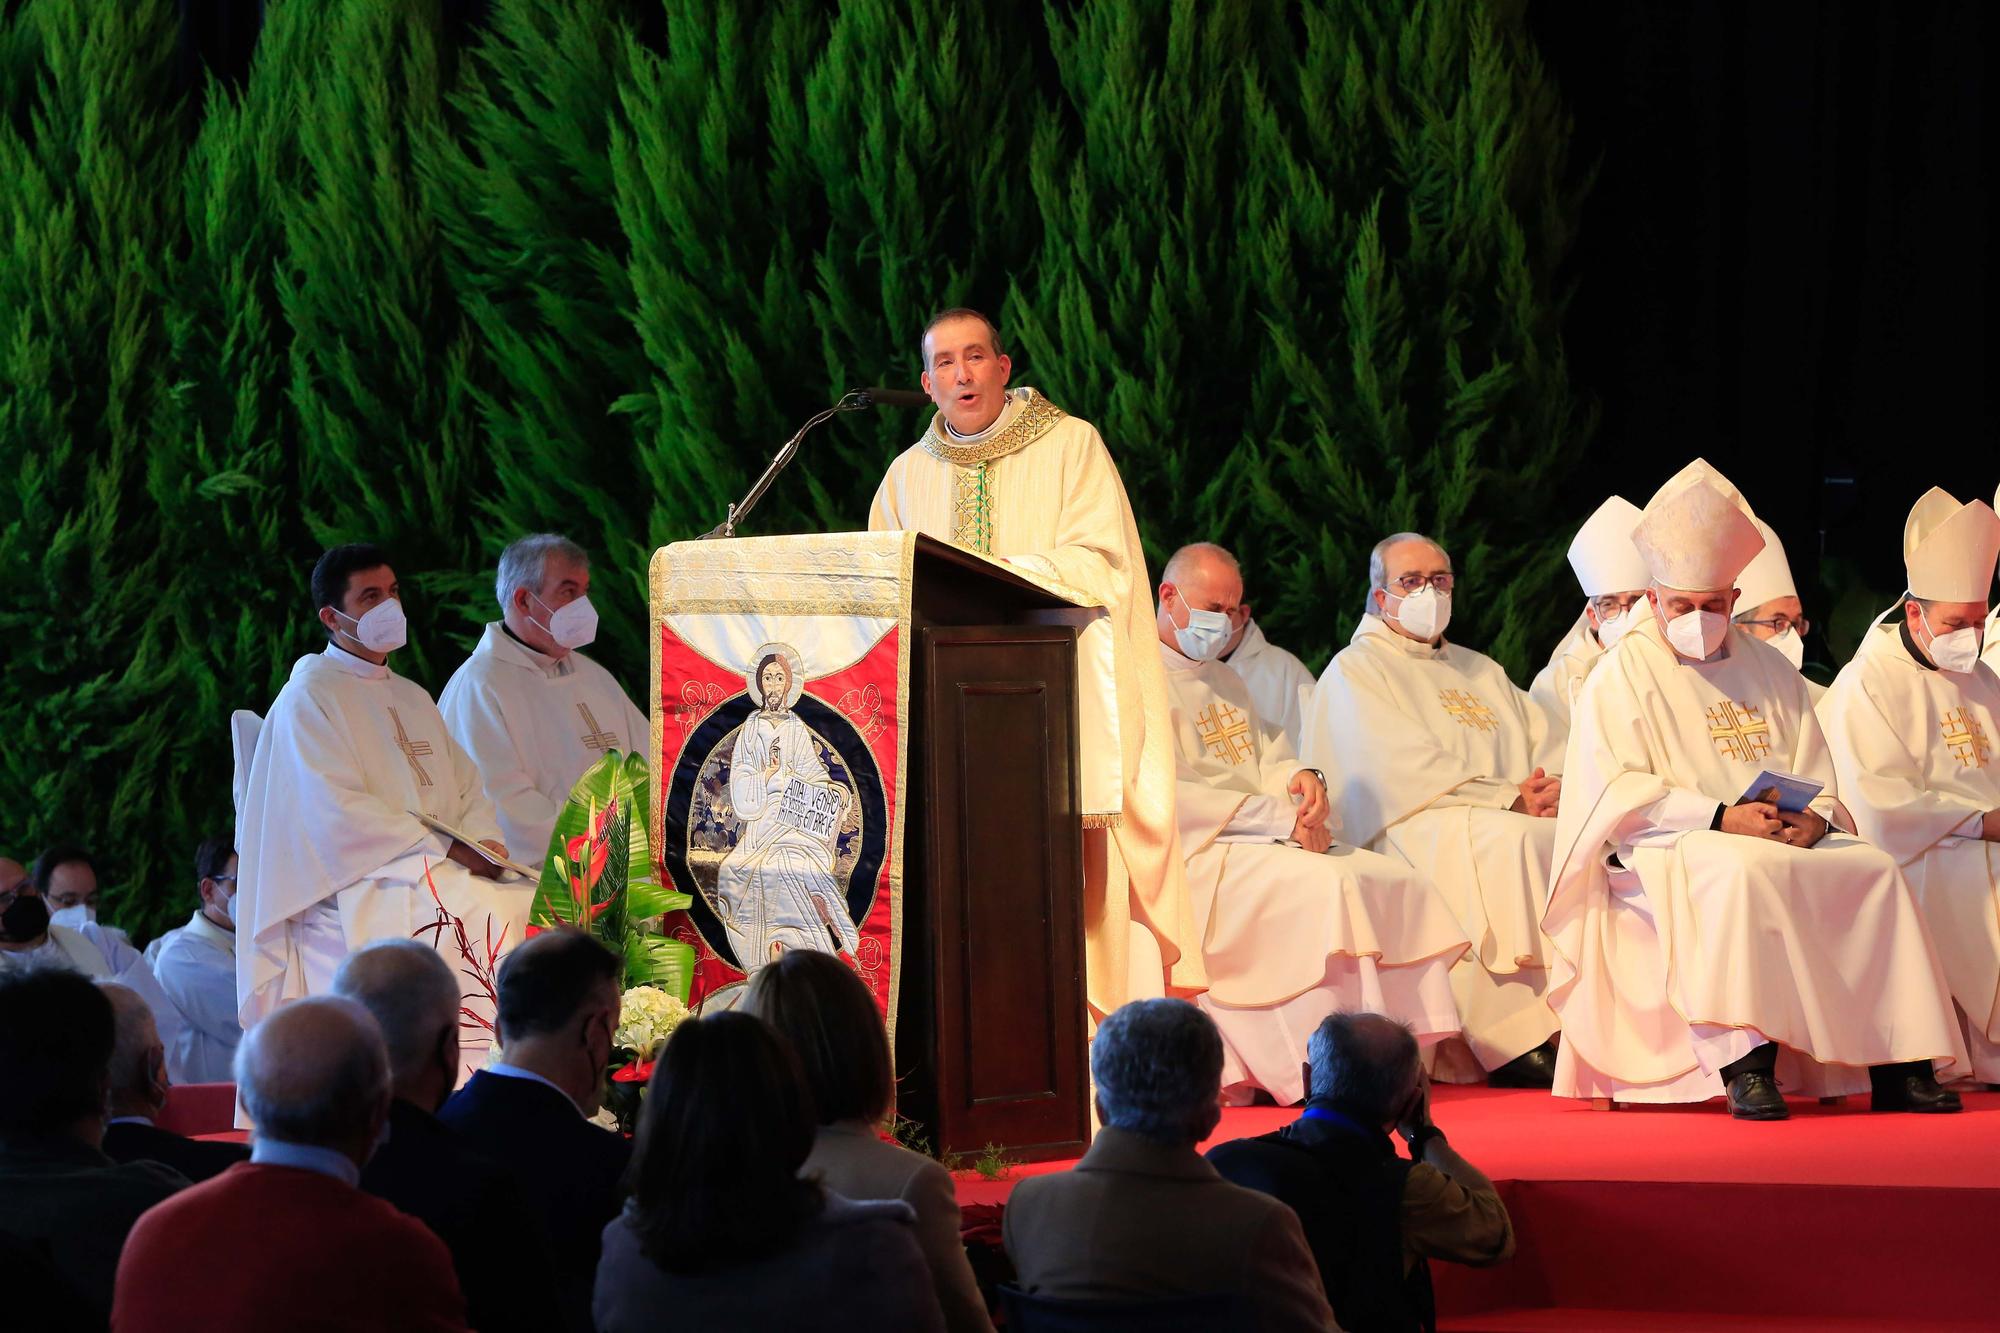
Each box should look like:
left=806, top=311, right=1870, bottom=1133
left=1163, top=644, right=1466, bottom=1105
left=1546, top=460, right=1965, bottom=1103
left=1822, top=489, right=2000, bottom=1081
left=439, top=623, right=649, bottom=869
left=1304, top=608, right=1564, bottom=1080
left=1530, top=495, right=1650, bottom=743
left=237, top=644, right=533, bottom=1074
left=1220, top=618, right=1316, bottom=754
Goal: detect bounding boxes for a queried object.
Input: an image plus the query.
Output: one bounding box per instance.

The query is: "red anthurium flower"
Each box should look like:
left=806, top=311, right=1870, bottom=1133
left=612, top=1059, right=654, bottom=1084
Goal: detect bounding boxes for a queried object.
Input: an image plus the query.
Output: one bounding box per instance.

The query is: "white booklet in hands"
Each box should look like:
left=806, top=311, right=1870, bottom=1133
left=1735, top=770, right=1824, bottom=814
left=407, top=810, right=536, bottom=880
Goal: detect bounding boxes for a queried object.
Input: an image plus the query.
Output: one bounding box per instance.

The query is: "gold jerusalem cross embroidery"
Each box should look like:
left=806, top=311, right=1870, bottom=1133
left=578, top=702, right=619, bottom=753
left=1438, top=689, right=1499, bottom=732
left=1941, top=708, right=1990, bottom=769
left=388, top=707, right=434, bottom=786
left=1195, top=703, right=1255, bottom=763
left=1705, top=701, right=1772, bottom=762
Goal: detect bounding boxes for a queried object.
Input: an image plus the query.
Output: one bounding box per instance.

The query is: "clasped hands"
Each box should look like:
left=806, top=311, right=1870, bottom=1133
left=1722, top=786, right=1827, bottom=847
left=1289, top=769, right=1332, bottom=854
left=1511, top=767, right=1561, bottom=818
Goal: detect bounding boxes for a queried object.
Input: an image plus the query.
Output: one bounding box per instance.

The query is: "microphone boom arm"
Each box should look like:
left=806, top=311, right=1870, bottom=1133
left=700, top=391, right=871, bottom=540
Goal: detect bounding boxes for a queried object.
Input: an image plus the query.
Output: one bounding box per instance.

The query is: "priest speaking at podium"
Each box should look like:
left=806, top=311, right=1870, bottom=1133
left=868, top=307, right=1203, bottom=1017
left=236, top=545, right=533, bottom=1073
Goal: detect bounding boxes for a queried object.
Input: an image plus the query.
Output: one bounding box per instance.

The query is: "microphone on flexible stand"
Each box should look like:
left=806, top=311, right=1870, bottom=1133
left=700, top=388, right=932, bottom=539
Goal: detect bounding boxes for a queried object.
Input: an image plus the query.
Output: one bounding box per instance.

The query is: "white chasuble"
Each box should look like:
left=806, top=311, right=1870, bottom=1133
left=237, top=645, right=532, bottom=1069
left=1222, top=620, right=1316, bottom=754
left=1162, top=648, right=1466, bottom=1102
left=870, top=388, right=1202, bottom=1015
left=1546, top=618, right=1965, bottom=1101
left=1822, top=624, right=2000, bottom=1078
left=1528, top=610, right=1602, bottom=745
left=439, top=624, right=650, bottom=868
left=1304, top=616, right=1563, bottom=1072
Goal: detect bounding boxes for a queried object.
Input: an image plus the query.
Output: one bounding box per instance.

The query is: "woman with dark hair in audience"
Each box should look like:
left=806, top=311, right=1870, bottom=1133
left=595, top=1009, right=943, bottom=1332
left=744, top=949, right=994, bottom=1332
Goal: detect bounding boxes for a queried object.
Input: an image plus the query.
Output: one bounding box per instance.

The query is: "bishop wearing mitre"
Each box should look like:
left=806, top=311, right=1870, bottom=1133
left=1530, top=496, right=1650, bottom=740
left=1303, top=532, right=1563, bottom=1087
left=1156, top=543, right=1468, bottom=1104
left=1546, top=460, right=1965, bottom=1118
left=1730, top=516, right=1824, bottom=703
left=1822, top=488, right=2000, bottom=1081
left=237, top=544, right=533, bottom=1073
left=869, top=308, right=1202, bottom=1015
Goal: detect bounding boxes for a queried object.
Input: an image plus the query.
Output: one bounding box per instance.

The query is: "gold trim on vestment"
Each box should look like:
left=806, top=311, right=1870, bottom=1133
left=1082, top=812, right=1122, bottom=830
left=920, top=390, right=1067, bottom=466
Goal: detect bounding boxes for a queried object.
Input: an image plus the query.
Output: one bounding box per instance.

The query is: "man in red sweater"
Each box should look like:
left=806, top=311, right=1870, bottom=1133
left=112, top=995, right=471, bottom=1332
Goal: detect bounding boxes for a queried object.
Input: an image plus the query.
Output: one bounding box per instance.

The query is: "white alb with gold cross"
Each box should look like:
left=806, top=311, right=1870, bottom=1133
left=439, top=623, right=651, bottom=869
left=1822, top=622, right=2000, bottom=1079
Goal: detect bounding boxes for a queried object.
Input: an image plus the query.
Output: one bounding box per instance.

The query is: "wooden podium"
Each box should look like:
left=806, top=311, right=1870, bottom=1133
left=650, top=532, right=1090, bottom=1163
left=896, top=535, right=1091, bottom=1163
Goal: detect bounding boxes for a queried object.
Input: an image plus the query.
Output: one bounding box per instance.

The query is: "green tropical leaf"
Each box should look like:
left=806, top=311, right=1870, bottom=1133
left=625, top=933, right=696, bottom=1002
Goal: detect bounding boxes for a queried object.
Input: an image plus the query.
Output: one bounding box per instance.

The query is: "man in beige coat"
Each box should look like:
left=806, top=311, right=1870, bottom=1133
left=1005, top=999, right=1335, bottom=1330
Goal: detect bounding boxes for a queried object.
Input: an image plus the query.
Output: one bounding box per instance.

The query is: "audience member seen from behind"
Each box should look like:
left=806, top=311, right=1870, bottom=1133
left=744, top=949, right=994, bottom=1333
left=334, top=941, right=563, bottom=1333
left=1208, top=1013, right=1513, bottom=1333
left=0, top=970, right=186, bottom=1331
left=440, top=927, right=629, bottom=1331
left=97, top=983, right=247, bottom=1185
left=112, top=997, right=469, bottom=1333
left=147, top=836, right=243, bottom=1083
left=597, top=1010, right=944, bottom=1333
left=1002, top=999, right=1336, bottom=1331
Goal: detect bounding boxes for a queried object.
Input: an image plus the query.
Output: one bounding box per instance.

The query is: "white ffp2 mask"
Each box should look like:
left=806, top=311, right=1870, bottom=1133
left=532, top=592, right=600, bottom=650
left=48, top=904, right=94, bottom=931
left=1595, top=605, right=1639, bottom=650
left=1390, top=585, right=1451, bottom=641
left=1920, top=607, right=1984, bottom=674
left=337, top=599, right=408, bottom=654
left=1767, top=626, right=1805, bottom=670
left=1664, top=608, right=1730, bottom=659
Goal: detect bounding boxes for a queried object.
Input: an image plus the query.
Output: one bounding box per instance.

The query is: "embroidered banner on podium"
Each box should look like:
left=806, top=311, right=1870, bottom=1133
left=649, top=534, right=913, bottom=1040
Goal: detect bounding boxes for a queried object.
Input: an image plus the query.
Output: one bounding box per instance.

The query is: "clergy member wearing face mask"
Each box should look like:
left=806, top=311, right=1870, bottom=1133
left=1821, top=488, right=2000, bottom=1083
left=1531, top=496, right=1652, bottom=743
left=439, top=533, right=650, bottom=870
left=1730, top=517, right=1824, bottom=703
left=1156, top=543, right=1470, bottom=1105
left=0, top=854, right=191, bottom=1078
left=1546, top=458, right=1965, bottom=1119
left=1303, top=534, right=1566, bottom=1089
left=1197, top=550, right=1319, bottom=754
left=149, top=836, right=245, bottom=1084
left=235, top=543, right=531, bottom=1078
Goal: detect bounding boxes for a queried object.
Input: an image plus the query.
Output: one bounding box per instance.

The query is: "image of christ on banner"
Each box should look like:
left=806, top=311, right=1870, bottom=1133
left=717, top=644, right=862, bottom=968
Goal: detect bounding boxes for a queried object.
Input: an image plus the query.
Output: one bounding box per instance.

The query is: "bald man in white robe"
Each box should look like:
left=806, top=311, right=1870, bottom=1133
left=1822, top=489, right=2000, bottom=1081
left=1156, top=544, right=1467, bottom=1104
left=1547, top=460, right=1965, bottom=1118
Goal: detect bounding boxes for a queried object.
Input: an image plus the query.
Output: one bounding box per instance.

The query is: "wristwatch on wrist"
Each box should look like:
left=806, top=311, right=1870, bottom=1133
left=1403, top=1125, right=1445, bottom=1159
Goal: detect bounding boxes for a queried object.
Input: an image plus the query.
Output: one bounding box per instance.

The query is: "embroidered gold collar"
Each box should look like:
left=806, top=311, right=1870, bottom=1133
left=921, top=389, right=1067, bottom=466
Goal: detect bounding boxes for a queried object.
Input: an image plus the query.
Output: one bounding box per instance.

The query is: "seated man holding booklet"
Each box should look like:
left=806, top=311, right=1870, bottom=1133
left=1543, top=460, right=1966, bottom=1119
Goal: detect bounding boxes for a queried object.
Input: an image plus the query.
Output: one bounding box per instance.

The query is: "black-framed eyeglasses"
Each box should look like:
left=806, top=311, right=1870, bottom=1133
left=1589, top=593, right=1645, bottom=618
left=1389, top=573, right=1454, bottom=595
left=1737, top=615, right=1810, bottom=636
left=208, top=874, right=237, bottom=887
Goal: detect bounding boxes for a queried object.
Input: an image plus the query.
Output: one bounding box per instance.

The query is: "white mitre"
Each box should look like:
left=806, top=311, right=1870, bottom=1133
left=1566, top=496, right=1650, bottom=597
left=1903, top=487, right=2000, bottom=601
left=1733, top=518, right=1798, bottom=610
left=1631, top=458, right=1765, bottom=592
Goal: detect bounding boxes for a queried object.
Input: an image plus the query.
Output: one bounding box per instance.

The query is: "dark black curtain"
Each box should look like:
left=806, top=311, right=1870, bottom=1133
left=1533, top=0, right=1989, bottom=656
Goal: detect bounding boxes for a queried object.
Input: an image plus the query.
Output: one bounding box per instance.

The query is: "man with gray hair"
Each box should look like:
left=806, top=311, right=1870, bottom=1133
left=113, top=996, right=471, bottom=1331
left=1003, top=999, right=1336, bottom=1330
left=441, top=533, right=650, bottom=867
left=1303, top=532, right=1564, bottom=1089
left=1209, top=1013, right=1513, bottom=1333
left=98, top=982, right=247, bottom=1183
left=336, top=941, right=562, bottom=1333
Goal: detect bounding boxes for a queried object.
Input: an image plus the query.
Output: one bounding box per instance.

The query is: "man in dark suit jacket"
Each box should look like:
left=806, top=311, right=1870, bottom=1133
left=1207, top=1013, right=1514, bottom=1333
left=112, top=995, right=469, bottom=1333
left=334, top=940, right=566, bottom=1333
left=440, top=928, right=630, bottom=1332
left=0, top=970, right=186, bottom=1330
left=97, top=982, right=248, bottom=1184
left=1003, top=1000, right=1336, bottom=1332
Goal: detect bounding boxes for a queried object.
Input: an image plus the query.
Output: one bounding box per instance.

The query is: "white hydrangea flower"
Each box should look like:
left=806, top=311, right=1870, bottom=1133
left=614, top=985, right=689, bottom=1058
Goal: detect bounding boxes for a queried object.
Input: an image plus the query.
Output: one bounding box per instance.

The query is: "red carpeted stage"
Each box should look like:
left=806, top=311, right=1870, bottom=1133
left=957, top=1085, right=2000, bottom=1330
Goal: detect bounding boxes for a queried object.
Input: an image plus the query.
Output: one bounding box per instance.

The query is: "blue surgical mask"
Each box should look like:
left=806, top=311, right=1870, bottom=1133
left=1171, top=593, right=1233, bottom=661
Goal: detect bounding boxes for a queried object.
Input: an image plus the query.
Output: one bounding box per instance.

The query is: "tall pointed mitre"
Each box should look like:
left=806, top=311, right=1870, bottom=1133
left=1733, top=519, right=1798, bottom=611
left=1903, top=487, right=2000, bottom=601
left=1630, top=458, right=1765, bottom=591
left=1566, top=496, right=1650, bottom=597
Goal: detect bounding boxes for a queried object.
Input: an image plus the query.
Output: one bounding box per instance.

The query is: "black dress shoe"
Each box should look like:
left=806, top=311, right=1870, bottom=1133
left=1487, top=1043, right=1557, bottom=1089
left=1871, top=1071, right=1963, bottom=1114
left=1726, top=1070, right=1789, bottom=1120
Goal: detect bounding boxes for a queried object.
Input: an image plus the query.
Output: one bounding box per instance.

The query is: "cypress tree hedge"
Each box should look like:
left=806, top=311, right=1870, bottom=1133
left=0, top=0, right=1590, bottom=942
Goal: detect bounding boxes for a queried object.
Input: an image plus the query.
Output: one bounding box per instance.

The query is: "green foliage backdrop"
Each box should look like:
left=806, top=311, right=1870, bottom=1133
left=0, top=0, right=1590, bottom=942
